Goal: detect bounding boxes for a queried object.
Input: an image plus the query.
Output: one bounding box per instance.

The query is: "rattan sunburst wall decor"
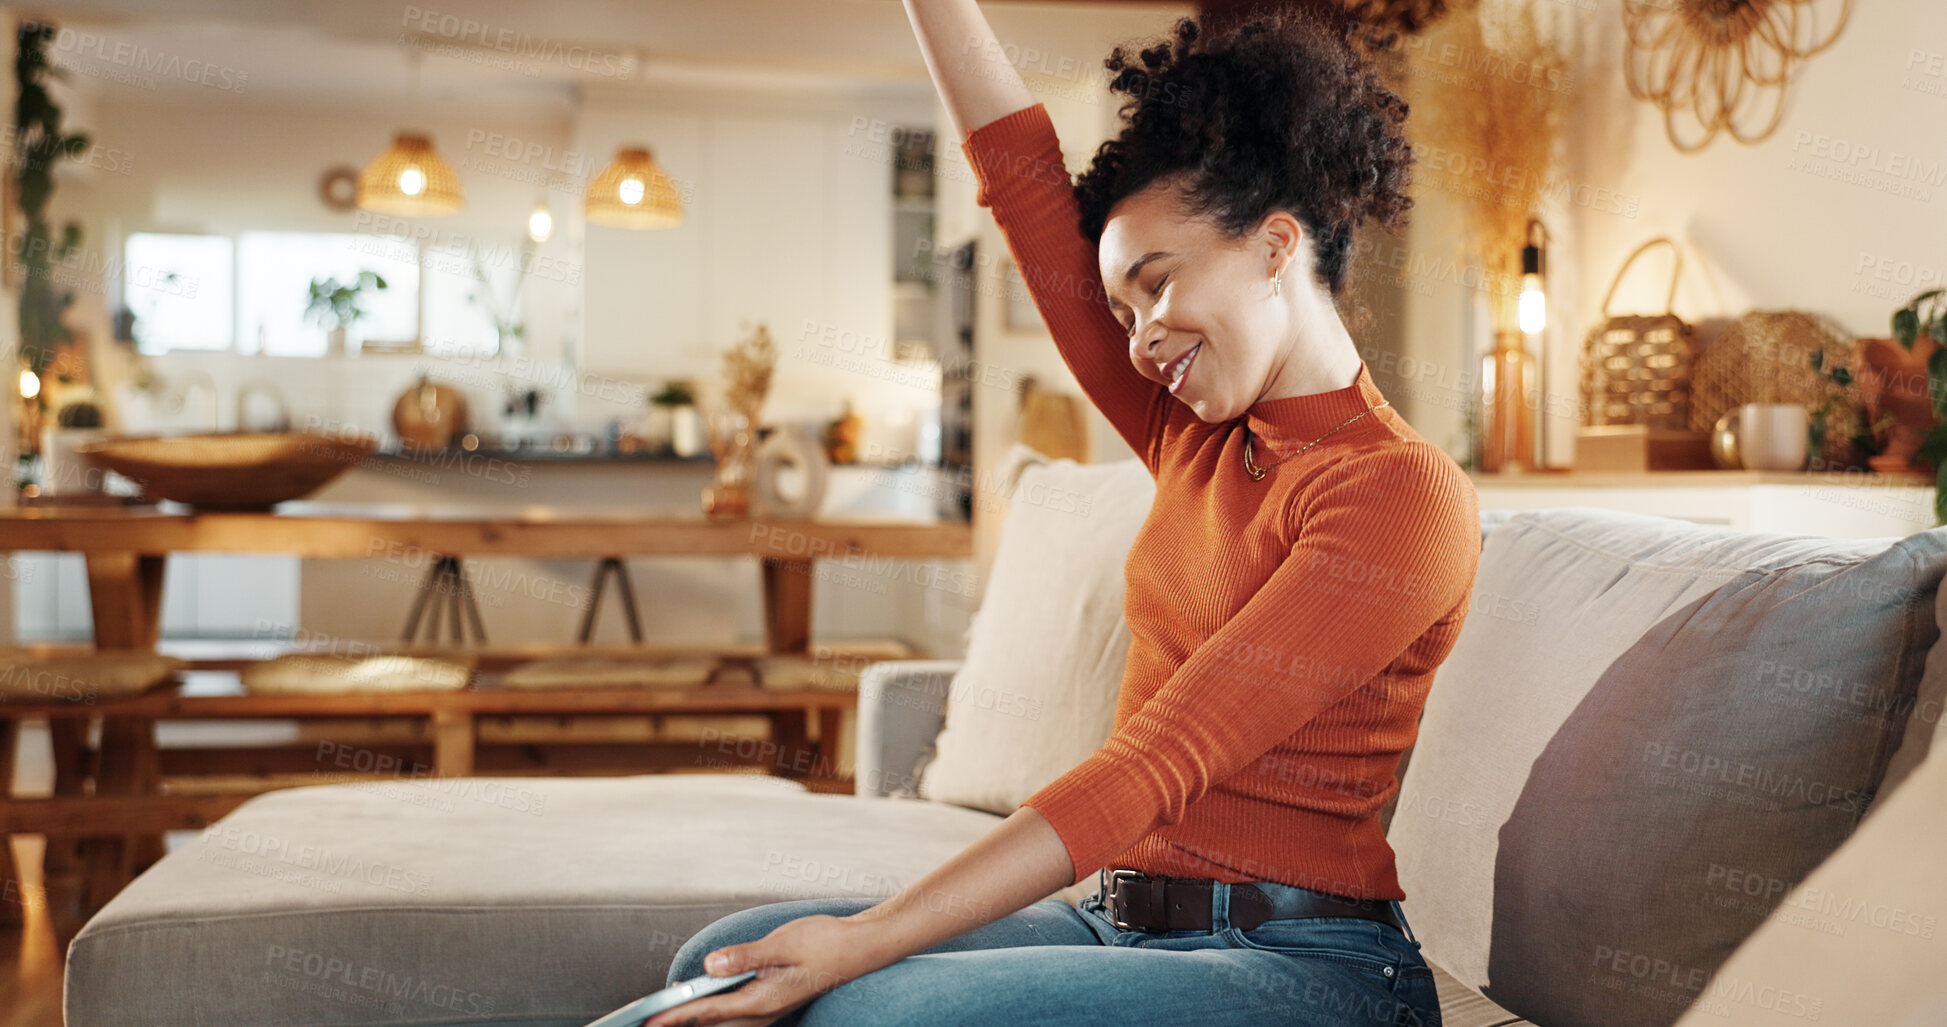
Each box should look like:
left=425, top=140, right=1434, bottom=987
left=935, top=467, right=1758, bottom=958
left=1622, top=0, right=1851, bottom=153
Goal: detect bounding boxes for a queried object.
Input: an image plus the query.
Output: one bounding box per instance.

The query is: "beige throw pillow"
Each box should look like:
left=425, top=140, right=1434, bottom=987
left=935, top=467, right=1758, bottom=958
left=914, top=445, right=1154, bottom=816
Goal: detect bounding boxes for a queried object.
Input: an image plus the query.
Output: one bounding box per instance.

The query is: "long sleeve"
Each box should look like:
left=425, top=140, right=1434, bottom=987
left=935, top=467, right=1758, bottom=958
left=1019, top=445, right=1481, bottom=887
left=960, top=104, right=1172, bottom=469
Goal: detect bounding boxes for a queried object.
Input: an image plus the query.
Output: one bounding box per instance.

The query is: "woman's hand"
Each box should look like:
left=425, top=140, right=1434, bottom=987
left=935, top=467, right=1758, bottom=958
left=642, top=914, right=889, bottom=1027
left=645, top=806, right=1072, bottom=1026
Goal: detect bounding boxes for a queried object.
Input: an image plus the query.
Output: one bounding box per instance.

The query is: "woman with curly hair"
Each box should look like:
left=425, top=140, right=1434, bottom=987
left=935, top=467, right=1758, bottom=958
left=649, top=3, right=1478, bottom=1025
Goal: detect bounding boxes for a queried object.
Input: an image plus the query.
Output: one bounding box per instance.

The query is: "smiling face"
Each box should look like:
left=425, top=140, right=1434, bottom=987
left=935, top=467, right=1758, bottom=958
left=1099, top=178, right=1307, bottom=423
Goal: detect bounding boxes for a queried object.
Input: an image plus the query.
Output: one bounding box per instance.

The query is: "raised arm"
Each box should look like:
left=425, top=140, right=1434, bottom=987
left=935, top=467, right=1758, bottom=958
left=901, top=0, right=1036, bottom=140
left=904, top=0, right=1173, bottom=467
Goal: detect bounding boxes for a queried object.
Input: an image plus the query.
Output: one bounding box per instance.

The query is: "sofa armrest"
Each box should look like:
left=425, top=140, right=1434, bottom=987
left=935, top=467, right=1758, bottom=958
left=855, top=660, right=961, bottom=798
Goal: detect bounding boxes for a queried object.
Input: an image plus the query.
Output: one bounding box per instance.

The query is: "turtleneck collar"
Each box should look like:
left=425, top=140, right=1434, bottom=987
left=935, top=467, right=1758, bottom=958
left=1243, top=360, right=1391, bottom=457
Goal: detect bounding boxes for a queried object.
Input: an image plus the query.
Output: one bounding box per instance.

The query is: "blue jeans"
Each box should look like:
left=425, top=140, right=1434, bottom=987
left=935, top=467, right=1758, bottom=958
left=666, top=872, right=1441, bottom=1026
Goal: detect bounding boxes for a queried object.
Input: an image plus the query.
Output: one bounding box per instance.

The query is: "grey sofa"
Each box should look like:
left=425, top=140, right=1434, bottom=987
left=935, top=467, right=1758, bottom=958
left=63, top=463, right=1947, bottom=1026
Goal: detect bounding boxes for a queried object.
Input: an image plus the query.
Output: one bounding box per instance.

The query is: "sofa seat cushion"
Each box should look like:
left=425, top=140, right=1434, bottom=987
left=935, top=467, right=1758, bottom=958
left=1432, top=957, right=1530, bottom=1027
left=65, top=775, right=1004, bottom=1027
left=1389, top=508, right=1947, bottom=1027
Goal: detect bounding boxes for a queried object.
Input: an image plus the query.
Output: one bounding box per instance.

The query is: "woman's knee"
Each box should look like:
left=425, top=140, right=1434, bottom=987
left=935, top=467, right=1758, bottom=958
left=666, top=897, right=884, bottom=985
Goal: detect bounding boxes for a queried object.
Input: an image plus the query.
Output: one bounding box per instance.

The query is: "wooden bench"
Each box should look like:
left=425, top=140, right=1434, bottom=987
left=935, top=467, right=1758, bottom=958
left=0, top=639, right=913, bottom=932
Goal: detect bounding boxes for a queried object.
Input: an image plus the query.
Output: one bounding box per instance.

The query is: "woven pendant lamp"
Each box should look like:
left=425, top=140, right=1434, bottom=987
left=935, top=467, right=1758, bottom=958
left=356, top=132, right=463, bottom=218
left=585, top=146, right=684, bottom=229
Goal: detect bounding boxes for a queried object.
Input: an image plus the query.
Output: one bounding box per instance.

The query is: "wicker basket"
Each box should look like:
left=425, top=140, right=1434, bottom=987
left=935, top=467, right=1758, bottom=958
left=1580, top=238, right=1699, bottom=430
left=1686, top=310, right=1866, bottom=469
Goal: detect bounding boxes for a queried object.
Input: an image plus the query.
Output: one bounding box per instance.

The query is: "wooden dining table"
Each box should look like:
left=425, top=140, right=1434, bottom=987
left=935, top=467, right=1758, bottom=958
left=0, top=501, right=972, bottom=927
left=0, top=501, right=972, bottom=653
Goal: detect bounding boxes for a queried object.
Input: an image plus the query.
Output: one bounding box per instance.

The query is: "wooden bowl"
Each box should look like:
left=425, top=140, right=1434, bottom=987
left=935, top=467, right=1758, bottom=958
left=78, top=432, right=378, bottom=510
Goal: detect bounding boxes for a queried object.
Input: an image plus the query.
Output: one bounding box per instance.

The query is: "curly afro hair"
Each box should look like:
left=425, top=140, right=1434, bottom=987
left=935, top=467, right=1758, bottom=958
left=1073, top=10, right=1414, bottom=299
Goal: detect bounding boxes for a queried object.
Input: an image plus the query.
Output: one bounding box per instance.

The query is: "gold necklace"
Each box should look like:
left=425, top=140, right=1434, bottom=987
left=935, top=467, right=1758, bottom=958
left=1243, top=400, right=1390, bottom=481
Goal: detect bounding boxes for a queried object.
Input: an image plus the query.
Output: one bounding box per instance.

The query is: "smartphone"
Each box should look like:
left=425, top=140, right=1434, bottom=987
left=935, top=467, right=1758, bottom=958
left=581, top=969, right=760, bottom=1027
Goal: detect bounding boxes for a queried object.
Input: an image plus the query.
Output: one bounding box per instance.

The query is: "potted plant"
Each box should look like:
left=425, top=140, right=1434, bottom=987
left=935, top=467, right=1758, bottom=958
left=12, top=22, right=90, bottom=469
left=1859, top=288, right=1947, bottom=522
left=469, top=250, right=525, bottom=356
left=650, top=379, right=700, bottom=457
left=1806, top=348, right=1887, bottom=473
left=40, top=397, right=108, bottom=496
left=304, top=271, right=388, bottom=355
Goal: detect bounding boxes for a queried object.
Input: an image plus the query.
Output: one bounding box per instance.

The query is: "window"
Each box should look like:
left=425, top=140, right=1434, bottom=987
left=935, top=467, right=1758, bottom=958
left=119, top=229, right=520, bottom=358
left=237, top=231, right=420, bottom=356
left=420, top=241, right=522, bottom=358
left=125, top=233, right=234, bottom=353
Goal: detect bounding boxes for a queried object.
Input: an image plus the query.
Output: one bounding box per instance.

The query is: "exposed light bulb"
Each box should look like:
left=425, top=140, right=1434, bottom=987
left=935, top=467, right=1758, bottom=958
left=18, top=369, right=40, bottom=399
left=1519, top=274, right=1547, bottom=335
left=618, top=177, right=645, bottom=206
left=399, top=166, right=426, bottom=197
left=528, top=204, right=553, bottom=243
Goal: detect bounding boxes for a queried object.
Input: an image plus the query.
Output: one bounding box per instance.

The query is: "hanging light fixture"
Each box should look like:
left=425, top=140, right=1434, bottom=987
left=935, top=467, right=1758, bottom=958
left=527, top=199, right=553, bottom=243
left=585, top=146, right=684, bottom=229
left=357, top=132, right=463, bottom=217
left=357, top=50, right=462, bottom=218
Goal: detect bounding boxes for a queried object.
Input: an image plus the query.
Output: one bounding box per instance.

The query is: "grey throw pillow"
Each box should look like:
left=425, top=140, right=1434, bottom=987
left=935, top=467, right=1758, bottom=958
left=1480, top=514, right=1945, bottom=1025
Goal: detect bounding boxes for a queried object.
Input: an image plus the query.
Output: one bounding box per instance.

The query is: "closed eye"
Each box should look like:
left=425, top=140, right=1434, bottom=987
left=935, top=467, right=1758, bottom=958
left=1117, top=273, right=1170, bottom=338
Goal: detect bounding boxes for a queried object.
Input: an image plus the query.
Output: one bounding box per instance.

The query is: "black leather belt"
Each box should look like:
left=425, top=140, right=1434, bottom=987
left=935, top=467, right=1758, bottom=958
left=1102, top=869, right=1403, bottom=933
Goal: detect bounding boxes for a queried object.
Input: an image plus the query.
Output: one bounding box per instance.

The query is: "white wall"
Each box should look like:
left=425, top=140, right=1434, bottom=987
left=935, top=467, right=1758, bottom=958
left=576, top=78, right=939, bottom=453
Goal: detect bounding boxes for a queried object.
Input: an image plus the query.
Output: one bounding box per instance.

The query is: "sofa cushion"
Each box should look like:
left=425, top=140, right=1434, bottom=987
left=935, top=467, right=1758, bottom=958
left=915, top=446, right=1153, bottom=814
left=1668, top=719, right=1947, bottom=1026
left=1431, top=957, right=1530, bottom=1027
left=1389, top=508, right=1946, bottom=1027
left=1877, top=561, right=1947, bottom=798
left=65, top=774, right=1005, bottom=1027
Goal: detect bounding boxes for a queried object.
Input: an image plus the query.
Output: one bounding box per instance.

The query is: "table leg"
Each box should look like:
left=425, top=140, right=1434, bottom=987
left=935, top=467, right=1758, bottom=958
left=769, top=709, right=811, bottom=779
left=78, top=552, right=168, bottom=916
left=815, top=707, right=846, bottom=783
left=88, top=717, right=158, bottom=906
left=432, top=711, right=476, bottom=777
left=759, top=558, right=812, bottom=654
left=0, top=719, right=19, bottom=927
left=41, top=719, right=89, bottom=930
left=84, top=553, right=167, bottom=649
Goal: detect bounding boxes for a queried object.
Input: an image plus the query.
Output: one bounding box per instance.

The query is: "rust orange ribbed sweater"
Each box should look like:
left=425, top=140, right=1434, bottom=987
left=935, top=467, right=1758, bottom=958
left=963, top=104, right=1481, bottom=900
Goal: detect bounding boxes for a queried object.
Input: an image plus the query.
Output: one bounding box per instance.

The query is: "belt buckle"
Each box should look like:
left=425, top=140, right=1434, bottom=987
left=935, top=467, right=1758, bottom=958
left=1106, top=869, right=1151, bottom=930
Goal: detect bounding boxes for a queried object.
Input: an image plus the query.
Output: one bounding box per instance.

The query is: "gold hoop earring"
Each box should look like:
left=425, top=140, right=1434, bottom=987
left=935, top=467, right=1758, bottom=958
left=1271, top=274, right=1283, bottom=298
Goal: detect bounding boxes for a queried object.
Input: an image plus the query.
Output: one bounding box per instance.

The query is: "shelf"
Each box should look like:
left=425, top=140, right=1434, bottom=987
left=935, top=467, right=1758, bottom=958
left=1467, top=468, right=1933, bottom=489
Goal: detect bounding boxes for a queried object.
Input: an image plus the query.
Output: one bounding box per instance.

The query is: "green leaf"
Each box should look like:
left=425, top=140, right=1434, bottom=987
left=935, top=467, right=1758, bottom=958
left=1832, top=366, right=1852, bottom=387
left=1936, top=461, right=1947, bottom=527
left=1895, top=308, right=1920, bottom=349
left=1931, top=349, right=1947, bottom=418
left=1919, top=424, right=1947, bottom=472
